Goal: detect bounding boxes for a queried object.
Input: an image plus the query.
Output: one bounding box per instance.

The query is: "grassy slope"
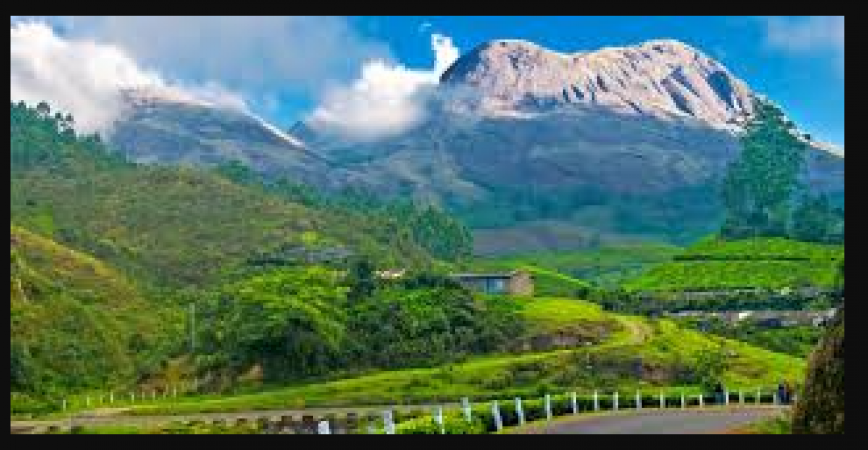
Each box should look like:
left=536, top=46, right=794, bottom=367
left=624, top=237, right=843, bottom=292
left=11, top=164, right=434, bottom=289
left=11, top=225, right=170, bottom=398
left=126, top=297, right=804, bottom=415
left=470, top=243, right=681, bottom=290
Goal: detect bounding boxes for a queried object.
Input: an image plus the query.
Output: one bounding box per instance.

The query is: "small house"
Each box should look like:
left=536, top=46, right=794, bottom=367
left=449, top=270, right=534, bottom=296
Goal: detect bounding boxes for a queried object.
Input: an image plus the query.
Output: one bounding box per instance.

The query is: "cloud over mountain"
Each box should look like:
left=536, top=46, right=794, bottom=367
left=306, top=34, right=460, bottom=141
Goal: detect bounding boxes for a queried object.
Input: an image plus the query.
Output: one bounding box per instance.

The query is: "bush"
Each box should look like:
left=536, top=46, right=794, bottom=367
left=392, top=413, right=486, bottom=434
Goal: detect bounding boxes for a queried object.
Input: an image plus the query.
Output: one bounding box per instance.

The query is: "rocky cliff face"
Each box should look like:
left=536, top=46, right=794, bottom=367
left=440, top=39, right=754, bottom=129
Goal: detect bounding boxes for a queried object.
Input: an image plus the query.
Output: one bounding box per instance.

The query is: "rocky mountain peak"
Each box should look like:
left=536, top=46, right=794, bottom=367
left=441, top=38, right=755, bottom=129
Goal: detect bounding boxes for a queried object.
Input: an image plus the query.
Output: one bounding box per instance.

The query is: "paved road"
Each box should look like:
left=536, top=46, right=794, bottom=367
left=515, top=407, right=787, bottom=434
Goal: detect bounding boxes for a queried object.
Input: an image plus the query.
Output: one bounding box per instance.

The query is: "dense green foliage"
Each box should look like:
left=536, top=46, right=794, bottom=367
left=721, top=99, right=843, bottom=243
left=10, top=225, right=180, bottom=414
left=792, top=306, right=844, bottom=434
left=196, top=269, right=525, bottom=389
left=216, top=160, right=473, bottom=262
left=624, top=237, right=843, bottom=293
left=127, top=298, right=804, bottom=416
left=676, top=318, right=824, bottom=358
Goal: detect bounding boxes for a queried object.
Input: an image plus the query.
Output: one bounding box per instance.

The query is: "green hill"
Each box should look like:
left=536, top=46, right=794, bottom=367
left=10, top=101, right=440, bottom=290
left=624, top=237, right=843, bottom=292
left=126, top=297, right=805, bottom=415
left=11, top=225, right=175, bottom=414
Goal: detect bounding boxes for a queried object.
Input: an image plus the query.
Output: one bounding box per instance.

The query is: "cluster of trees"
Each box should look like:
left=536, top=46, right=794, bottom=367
left=194, top=263, right=524, bottom=388
left=720, top=99, right=844, bottom=244
left=11, top=101, right=127, bottom=172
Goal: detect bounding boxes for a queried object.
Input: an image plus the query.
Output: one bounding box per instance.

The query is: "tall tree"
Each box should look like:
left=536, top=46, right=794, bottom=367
left=721, top=99, right=808, bottom=238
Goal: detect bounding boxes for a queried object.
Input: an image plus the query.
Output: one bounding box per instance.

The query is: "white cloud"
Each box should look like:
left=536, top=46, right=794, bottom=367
left=54, top=16, right=391, bottom=97
left=762, top=16, right=844, bottom=76
left=10, top=21, right=164, bottom=133
left=10, top=21, right=251, bottom=134
left=307, top=33, right=461, bottom=141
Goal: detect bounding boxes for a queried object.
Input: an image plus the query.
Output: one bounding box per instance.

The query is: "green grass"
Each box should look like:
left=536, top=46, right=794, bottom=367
left=624, top=237, right=843, bottom=292
left=121, top=298, right=804, bottom=417
left=470, top=243, right=681, bottom=289
left=520, top=297, right=610, bottom=334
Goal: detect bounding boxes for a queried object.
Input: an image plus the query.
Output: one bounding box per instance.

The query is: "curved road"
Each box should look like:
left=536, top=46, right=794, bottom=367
left=512, top=407, right=788, bottom=434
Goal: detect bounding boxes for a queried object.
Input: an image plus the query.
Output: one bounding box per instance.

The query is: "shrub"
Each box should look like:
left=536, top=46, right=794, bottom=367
left=392, top=413, right=485, bottom=434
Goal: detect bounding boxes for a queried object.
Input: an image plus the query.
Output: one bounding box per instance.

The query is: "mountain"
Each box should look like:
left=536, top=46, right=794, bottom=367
left=440, top=39, right=754, bottom=128
left=108, top=88, right=340, bottom=187
left=297, top=39, right=845, bottom=254
left=99, top=39, right=843, bottom=255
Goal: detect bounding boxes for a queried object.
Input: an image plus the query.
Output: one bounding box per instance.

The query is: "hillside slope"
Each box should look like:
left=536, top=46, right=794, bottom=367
left=11, top=225, right=172, bottom=412
left=624, top=237, right=844, bottom=292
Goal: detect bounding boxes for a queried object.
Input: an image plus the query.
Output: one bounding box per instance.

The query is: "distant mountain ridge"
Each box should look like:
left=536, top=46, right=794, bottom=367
left=102, top=38, right=844, bottom=255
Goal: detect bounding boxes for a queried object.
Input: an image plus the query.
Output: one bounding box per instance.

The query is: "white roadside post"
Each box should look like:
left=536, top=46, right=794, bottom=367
left=434, top=406, right=445, bottom=434
left=571, top=392, right=578, bottom=415
left=698, top=394, right=704, bottom=408
left=613, top=392, right=619, bottom=411
left=515, top=397, right=525, bottom=425
left=461, top=397, right=472, bottom=423
left=739, top=390, right=744, bottom=405
left=109, top=392, right=114, bottom=404
left=724, top=388, right=729, bottom=406
left=680, top=392, right=686, bottom=410
left=756, top=388, right=761, bottom=405
left=317, top=420, right=331, bottom=435
left=544, top=394, right=552, bottom=421
left=492, top=400, right=503, bottom=432
left=383, top=410, right=395, bottom=435
left=635, top=391, right=641, bottom=410
left=773, top=391, right=779, bottom=405
left=659, top=391, right=665, bottom=409
left=593, top=391, right=600, bottom=411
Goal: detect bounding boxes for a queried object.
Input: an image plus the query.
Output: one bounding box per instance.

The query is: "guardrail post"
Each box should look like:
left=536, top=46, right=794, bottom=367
left=461, top=397, right=472, bottom=423
left=724, top=388, right=729, bottom=406
left=698, top=394, right=704, bottom=408
left=544, top=394, right=552, bottom=421
left=680, top=392, right=686, bottom=409
left=659, top=391, right=665, bottom=409
left=571, top=392, right=578, bottom=415
left=383, top=410, right=395, bottom=435
left=739, top=390, right=744, bottom=405
left=593, top=390, right=600, bottom=411
left=613, top=391, right=619, bottom=411
left=492, top=400, right=503, bottom=431
left=434, top=406, right=445, bottom=434
left=515, top=397, right=525, bottom=425
left=756, top=388, right=761, bottom=405
left=635, top=391, right=641, bottom=410
left=318, top=420, right=331, bottom=434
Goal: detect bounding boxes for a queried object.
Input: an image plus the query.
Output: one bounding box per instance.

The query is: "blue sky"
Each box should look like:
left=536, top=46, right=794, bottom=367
left=11, top=16, right=844, bottom=146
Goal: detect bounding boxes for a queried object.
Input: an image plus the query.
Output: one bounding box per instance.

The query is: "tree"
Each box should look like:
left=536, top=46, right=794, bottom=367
left=208, top=266, right=349, bottom=379
left=721, top=99, right=808, bottom=239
